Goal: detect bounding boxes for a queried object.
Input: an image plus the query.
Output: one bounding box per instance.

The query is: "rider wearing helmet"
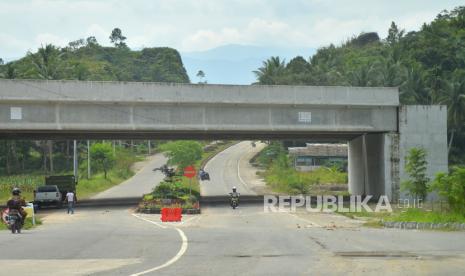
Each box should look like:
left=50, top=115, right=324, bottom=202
left=7, top=188, right=27, bottom=225
left=230, top=186, right=240, bottom=198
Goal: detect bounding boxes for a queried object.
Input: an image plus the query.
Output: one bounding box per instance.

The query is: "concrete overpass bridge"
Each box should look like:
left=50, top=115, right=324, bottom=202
left=0, top=79, right=448, bottom=201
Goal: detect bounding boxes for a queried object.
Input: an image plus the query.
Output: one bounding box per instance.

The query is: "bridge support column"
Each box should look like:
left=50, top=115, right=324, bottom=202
left=349, top=133, right=398, bottom=200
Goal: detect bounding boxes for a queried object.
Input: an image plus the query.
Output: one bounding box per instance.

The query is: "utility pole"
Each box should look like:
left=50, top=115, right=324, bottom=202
left=73, top=140, right=78, bottom=181
left=148, top=140, right=151, bottom=155
left=87, top=140, right=91, bottom=179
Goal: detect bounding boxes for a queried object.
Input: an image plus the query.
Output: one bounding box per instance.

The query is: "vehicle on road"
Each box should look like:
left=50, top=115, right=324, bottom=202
left=34, top=175, right=77, bottom=209
left=229, top=187, right=240, bottom=209
left=230, top=196, right=239, bottom=209
left=7, top=209, right=22, bottom=234
left=34, top=185, right=62, bottom=209
left=199, top=169, right=210, bottom=181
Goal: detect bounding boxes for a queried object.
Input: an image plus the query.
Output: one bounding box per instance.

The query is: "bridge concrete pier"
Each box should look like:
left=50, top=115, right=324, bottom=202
left=349, top=105, right=448, bottom=202
left=348, top=133, right=398, bottom=200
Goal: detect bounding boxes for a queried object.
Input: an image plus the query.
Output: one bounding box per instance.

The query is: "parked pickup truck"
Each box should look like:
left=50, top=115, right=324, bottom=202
left=34, top=175, right=77, bottom=209
left=34, top=185, right=63, bottom=208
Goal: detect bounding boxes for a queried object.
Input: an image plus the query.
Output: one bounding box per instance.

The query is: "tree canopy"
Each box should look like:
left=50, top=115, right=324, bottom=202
left=253, top=6, right=465, bottom=164
left=0, top=39, right=190, bottom=83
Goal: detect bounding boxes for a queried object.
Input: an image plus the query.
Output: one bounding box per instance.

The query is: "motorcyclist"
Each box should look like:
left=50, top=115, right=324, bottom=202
left=229, top=186, right=240, bottom=199
left=6, top=188, right=27, bottom=225
left=199, top=169, right=209, bottom=180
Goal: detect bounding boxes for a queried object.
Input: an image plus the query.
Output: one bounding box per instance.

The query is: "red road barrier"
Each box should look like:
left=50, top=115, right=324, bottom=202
left=161, top=207, right=182, bottom=222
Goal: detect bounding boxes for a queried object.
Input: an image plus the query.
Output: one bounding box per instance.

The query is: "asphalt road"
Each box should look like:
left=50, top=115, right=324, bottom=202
left=92, top=154, right=167, bottom=199
left=202, top=141, right=266, bottom=196
left=1, top=143, right=465, bottom=275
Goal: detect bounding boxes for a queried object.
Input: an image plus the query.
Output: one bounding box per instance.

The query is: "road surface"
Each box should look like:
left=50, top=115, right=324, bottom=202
left=92, top=154, right=167, bottom=199
left=1, top=142, right=465, bottom=275
left=202, top=141, right=266, bottom=196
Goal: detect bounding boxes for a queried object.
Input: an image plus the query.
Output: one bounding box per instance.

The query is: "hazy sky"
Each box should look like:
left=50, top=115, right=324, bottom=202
left=1, top=0, right=463, bottom=60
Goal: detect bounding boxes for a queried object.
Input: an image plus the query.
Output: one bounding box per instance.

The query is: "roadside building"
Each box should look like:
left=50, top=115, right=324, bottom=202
left=289, top=143, right=348, bottom=172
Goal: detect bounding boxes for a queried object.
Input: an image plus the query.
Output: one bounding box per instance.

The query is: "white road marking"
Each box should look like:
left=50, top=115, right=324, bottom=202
left=237, top=147, right=248, bottom=187
left=180, top=215, right=200, bottom=225
left=130, top=214, right=189, bottom=276
left=237, top=142, right=254, bottom=194
left=132, top=213, right=166, bottom=229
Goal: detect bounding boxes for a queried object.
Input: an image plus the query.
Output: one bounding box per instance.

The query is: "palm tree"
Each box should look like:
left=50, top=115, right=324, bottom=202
left=253, top=56, right=286, bottom=84
left=438, top=76, right=465, bottom=154
left=400, top=66, right=431, bottom=104
left=348, top=63, right=378, bottom=87
left=28, top=44, right=63, bottom=80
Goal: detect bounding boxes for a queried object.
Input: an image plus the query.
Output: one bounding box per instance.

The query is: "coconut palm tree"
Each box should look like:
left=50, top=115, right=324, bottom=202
left=28, top=44, right=63, bottom=80
left=438, top=75, right=465, bottom=154
left=253, top=56, right=286, bottom=85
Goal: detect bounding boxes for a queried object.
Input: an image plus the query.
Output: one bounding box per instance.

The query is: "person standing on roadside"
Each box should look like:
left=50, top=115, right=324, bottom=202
left=66, top=190, right=77, bottom=214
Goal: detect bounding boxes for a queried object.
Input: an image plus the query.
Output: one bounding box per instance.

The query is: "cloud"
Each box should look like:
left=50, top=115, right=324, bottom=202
left=0, top=0, right=464, bottom=60
left=181, top=18, right=315, bottom=51
left=35, top=33, right=70, bottom=48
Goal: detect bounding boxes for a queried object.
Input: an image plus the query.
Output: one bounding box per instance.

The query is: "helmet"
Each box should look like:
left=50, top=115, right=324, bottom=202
left=232, top=186, right=237, bottom=192
left=12, top=187, right=21, bottom=196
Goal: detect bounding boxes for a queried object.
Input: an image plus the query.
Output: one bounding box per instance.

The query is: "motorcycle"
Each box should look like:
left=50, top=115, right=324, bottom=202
left=7, top=210, right=22, bottom=234
left=230, top=196, right=239, bottom=209
left=199, top=171, right=210, bottom=181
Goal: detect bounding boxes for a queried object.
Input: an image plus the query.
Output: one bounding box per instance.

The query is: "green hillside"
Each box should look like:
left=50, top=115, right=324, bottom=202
left=254, top=6, right=465, bottom=163
left=0, top=41, right=189, bottom=83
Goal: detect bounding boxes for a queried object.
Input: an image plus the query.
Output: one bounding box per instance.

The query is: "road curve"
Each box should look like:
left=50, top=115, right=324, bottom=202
left=92, top=153, right=167, bottom=199
left=201, top=141, right=266, bottom=196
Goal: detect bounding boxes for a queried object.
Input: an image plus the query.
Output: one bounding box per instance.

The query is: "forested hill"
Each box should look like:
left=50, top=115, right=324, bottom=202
left=254, top=6, right=465, bottom=163
left=0, top=43, right=190, bottom=83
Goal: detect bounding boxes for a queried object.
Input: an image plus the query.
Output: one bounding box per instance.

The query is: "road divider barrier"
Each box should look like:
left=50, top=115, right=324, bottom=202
left=161, top=207, right=182, bottom=222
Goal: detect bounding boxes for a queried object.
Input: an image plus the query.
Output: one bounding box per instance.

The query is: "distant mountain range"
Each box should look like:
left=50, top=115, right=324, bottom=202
left=180, top=44, right=315, bottom=85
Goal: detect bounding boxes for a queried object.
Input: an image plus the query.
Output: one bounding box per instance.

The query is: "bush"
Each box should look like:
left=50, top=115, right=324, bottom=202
left=160, top=141, right=203, bottom=171
left=431, top=166, right=465, bottom=214
left=152, top=181, right=200, bottom=201
left=401, top=147, right=430, bottom=200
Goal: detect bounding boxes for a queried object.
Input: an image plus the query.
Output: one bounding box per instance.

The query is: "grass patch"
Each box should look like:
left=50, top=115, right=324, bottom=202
left=341, top=207, right=465, bottom=229
left=0, top=175, right=44, bottom=204
left=384, top=208, right=465, bottom=224
left=265, top=166, right=347, bottom=194
left=76, top=171, right=130, bottom=199
left=0, top=216, right=42, bottom=231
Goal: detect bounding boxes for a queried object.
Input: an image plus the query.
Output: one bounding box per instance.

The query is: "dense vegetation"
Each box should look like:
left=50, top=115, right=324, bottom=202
left=0, top=141, right=142, bottom=203
left=0, top=28, right=190, bottom=190
left=257, top=142, right=347, bottom=195
left=0, top=30, right=189, bottom=82
left=254, top=6, right=465, bottom=164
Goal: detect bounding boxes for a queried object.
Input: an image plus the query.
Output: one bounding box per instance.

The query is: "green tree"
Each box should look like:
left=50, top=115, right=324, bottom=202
left=68, top=38, right=85, bottom=51
left=90, top=142, right=115, bottom=179
left=4, top=64, right=18, bottom=79
left=386, top=21, right=404, bottom=45
left=400, top=65, right=431, bottom=104
left=438, top=72, right=465, bottom=154
left=160, top=141, right=203, bottom=172
left=401, top=147, right=430, bottom=200
left=86, top=36, right=99, bottom=46
left=253, top=56, right=286, bottom=84
left=28, top=44, right=63, bottom=80
left=109, top=28, right=127, bottom=48
left=196, top=70, right=206, bottom=83
left=432, top=166, right=465, bottom=214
